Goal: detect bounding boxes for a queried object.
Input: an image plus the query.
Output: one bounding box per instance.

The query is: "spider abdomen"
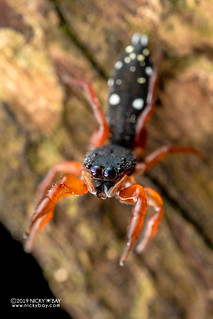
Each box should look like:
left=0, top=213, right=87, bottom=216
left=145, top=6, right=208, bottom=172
left=107, top=34, right=153, bottom=148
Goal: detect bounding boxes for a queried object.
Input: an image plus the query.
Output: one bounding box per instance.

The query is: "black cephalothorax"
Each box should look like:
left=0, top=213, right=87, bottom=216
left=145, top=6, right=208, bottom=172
left=84, top=144, right=137, bottom=198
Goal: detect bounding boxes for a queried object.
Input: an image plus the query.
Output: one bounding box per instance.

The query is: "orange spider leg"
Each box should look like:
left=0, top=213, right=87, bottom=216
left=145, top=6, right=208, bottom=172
left=63, top=76, right=109, bottom=148
left=133, top=128, right=148, bottom=158
left=134, top=50, right=162, bottom=147
left=136, top=187, right=163, bottom=252
left=36, top=161, right=82, bottom=202
left=135, top=145, right=201, bottom=174
left=24, top=174, right=88, bottom=252
left=118, top=185, right=147, bottom=266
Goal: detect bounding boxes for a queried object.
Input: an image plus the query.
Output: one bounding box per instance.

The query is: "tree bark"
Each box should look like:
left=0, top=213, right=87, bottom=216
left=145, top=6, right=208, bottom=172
left=1, top=0, right=213, bottom=318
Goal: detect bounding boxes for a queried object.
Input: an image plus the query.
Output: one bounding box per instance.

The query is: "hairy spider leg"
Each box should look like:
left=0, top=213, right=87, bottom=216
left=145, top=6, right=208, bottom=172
left=118, top=184, right=147, bottom=266
left=63, top=77, right=109, bottom=148
left=136, top=187, right=163, bottom=252
left=37, top=161, right=83, bottom=202
left=134, top=50, right=162, bottom=153
left=24, top=174, right=88, bottom=252
left=135, top=145, right=201, bottom=174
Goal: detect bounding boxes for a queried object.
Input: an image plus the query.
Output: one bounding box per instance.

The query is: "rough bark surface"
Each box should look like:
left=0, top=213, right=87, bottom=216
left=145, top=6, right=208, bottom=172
left=0, top=0, right=213, bottom=318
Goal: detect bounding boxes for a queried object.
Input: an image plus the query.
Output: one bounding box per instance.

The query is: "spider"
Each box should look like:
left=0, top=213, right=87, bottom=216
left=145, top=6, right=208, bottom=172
left=24, top=34, right=199, bottom=266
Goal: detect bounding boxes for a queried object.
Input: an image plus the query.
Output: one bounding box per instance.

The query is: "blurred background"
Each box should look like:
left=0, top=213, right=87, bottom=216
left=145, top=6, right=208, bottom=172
left=1, top=0, right=213, bottom=318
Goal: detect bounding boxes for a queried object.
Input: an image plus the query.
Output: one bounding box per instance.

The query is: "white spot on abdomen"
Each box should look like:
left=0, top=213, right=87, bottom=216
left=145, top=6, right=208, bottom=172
left=115, top=61, right=123, bottom=70
left=129, top=52, right=136, bottom=60
left=145, top=66, right=153, bottom=76
left=132, top=98, right=144, bottom=110
left=143, top=48, right=150, bottom=56
left=108, top=79, right=114, bottom=86
left=125, top=45, right=134, bottom=53
left=137, top=54, right=144, bottom=61
left=130, top=66, right=136, bottom=72
left=130, top=114, right=136, bottom=123
left=140, top=35, right=149, bottom=46
left=109, top=93, right=121, bottom=105
left=116, top=79, right=122, bottom=85
left=124, top=57, right=131, bottom=63
left=131, top=33, right=141, bottom=45
left=140, top=61, right=145, bottom=67
left=137, top=77, right=146, bottom=84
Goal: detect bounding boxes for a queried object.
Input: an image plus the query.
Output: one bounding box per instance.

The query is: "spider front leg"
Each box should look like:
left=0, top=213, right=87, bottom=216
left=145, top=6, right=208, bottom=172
left=36, top=161, right=83, bottom=202
left=118, top=185, right=164, bottom=266
left=24, top=174, right=88, bottom=252
left=118, top=185, right=147, bottom=266
left=136, top=187, right=163, bottom=252
left=62, top=76, right=109, bottom=148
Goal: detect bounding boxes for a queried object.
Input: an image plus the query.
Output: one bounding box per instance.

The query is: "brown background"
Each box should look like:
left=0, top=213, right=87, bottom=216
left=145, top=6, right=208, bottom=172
left=0, top=0, right=213, bottom=318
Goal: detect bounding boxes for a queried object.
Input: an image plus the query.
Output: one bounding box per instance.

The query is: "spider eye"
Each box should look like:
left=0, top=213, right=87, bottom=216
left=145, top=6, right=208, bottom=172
left=103, top=167, right=117, bottom=180
left=117, top=167, right=124, bottom=174
left=90, top=166, right=102, bottom=178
